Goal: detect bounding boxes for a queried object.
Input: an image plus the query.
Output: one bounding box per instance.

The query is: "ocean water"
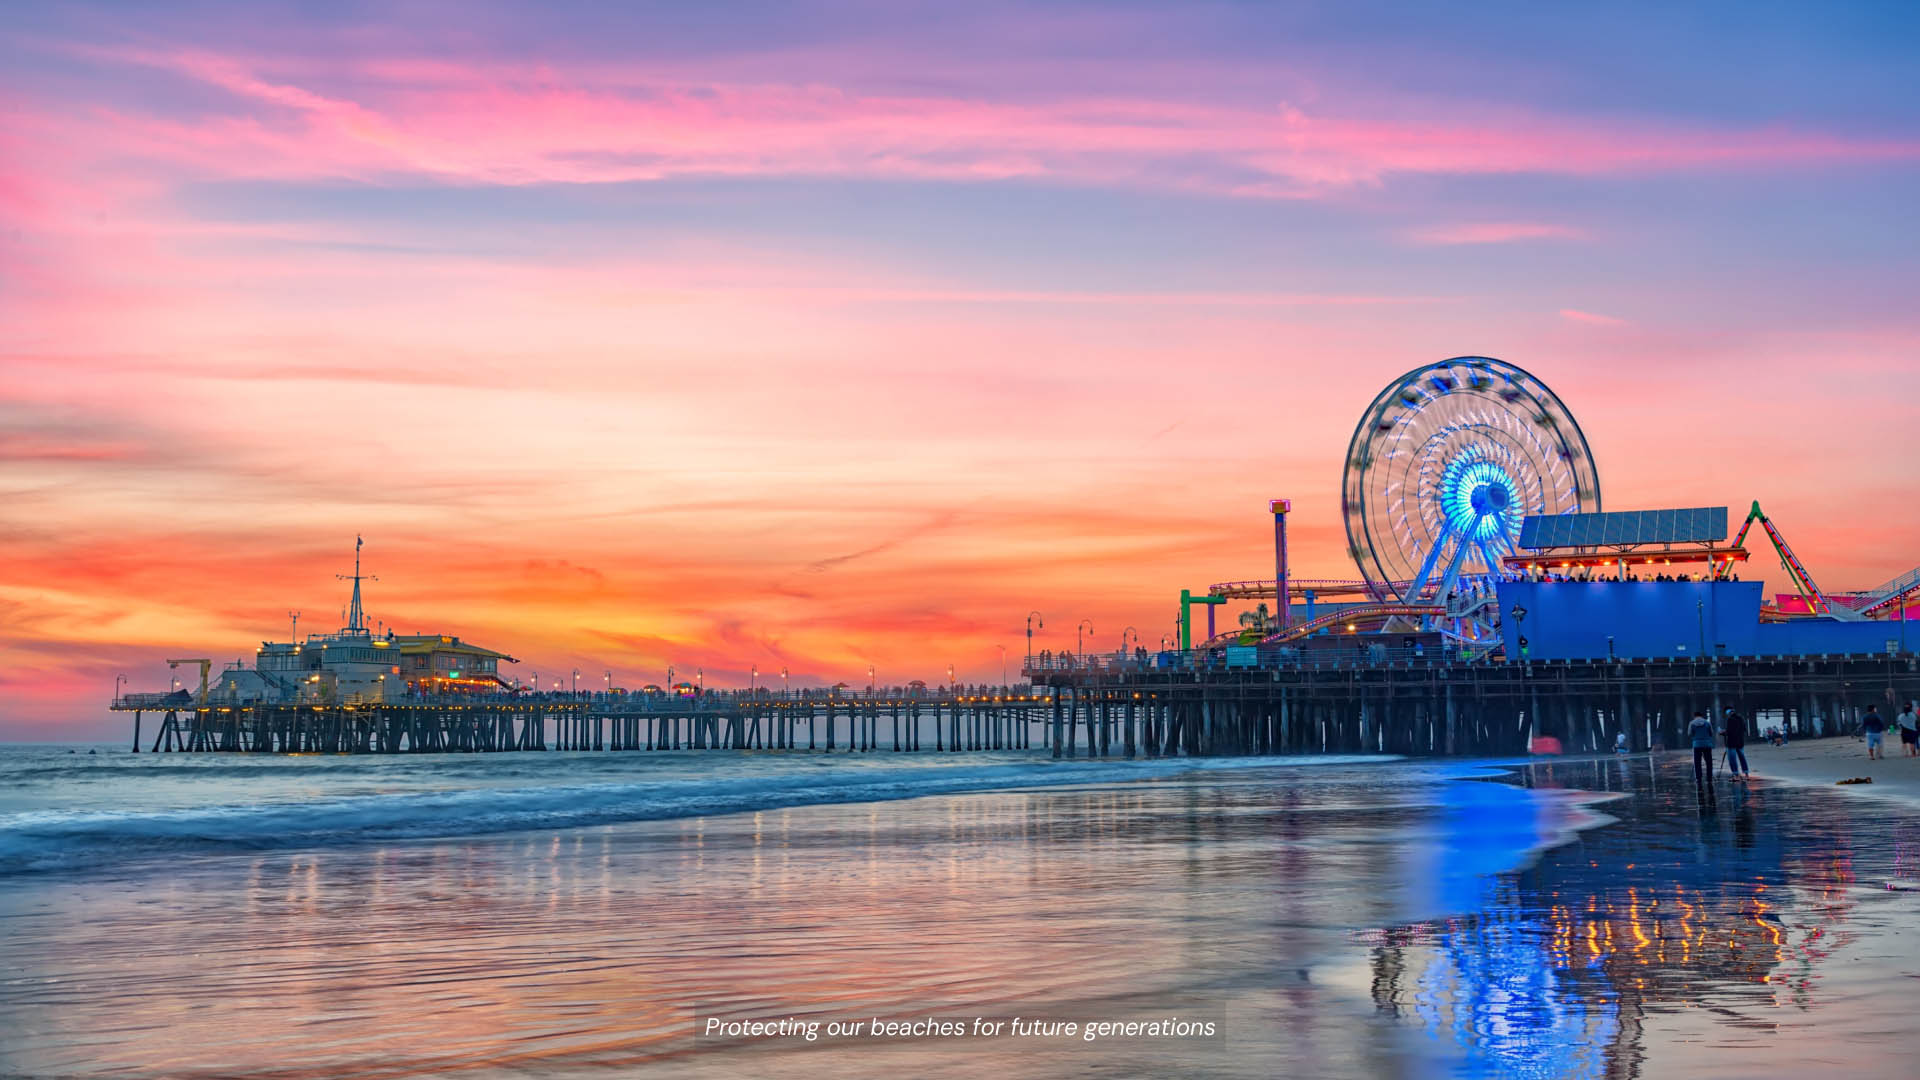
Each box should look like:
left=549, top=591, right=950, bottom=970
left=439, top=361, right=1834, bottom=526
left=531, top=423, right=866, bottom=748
left=1, top=745, right=1916, bottom=1078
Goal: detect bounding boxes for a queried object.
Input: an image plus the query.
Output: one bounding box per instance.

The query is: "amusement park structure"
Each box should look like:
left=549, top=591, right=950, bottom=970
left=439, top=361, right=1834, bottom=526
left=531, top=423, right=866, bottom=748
left=1001, top=356, right=1919, bottom=762
left=1711, top=499, right=1918, bottom=620
left=1173, top=357, right=1918, bottom=660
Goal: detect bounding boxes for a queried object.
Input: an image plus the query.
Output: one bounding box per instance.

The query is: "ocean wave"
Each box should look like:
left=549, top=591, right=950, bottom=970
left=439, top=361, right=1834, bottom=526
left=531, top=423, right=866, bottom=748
left=0, top=753, right=1392, bottom=876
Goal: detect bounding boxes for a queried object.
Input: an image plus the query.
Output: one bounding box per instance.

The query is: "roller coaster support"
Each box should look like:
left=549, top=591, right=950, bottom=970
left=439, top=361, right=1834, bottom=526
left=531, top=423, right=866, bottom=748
left=1178, top=589, right=1227, bottom=650
left=1721, top=500, right=1854, bottom=618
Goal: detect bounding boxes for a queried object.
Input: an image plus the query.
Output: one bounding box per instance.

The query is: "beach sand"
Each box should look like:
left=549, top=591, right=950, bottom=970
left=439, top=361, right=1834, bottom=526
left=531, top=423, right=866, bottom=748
left=1740, top=732, right=1920, bottom=803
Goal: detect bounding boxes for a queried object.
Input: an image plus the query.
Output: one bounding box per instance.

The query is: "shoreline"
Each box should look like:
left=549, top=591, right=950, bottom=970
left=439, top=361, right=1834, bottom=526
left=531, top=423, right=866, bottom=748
left=1723, top=733, right=1920, bottom=807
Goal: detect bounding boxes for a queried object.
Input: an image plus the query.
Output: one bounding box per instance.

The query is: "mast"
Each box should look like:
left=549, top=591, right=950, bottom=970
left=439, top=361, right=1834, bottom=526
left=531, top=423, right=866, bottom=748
left=336, top=535, right=376, bottom=634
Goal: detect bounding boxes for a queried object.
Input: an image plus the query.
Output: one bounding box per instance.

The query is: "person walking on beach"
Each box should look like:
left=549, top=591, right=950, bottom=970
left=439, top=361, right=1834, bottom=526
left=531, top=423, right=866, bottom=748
left=1897, top=703, right=1919, bottom=758
left=1688, top=710, right=1716, bottom=785
left=1721, top=708, right=1751, bottom=780
left=1862, top=705, right=1887, bottom=760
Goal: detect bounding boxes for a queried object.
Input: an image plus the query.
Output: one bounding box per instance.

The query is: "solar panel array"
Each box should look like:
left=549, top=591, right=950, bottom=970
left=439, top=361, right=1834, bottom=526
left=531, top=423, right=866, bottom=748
left=1518, top=507, right=1728, bottom=550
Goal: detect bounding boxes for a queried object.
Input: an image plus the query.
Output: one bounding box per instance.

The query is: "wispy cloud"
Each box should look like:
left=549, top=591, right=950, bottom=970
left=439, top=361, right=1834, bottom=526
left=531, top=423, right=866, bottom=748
left=1404, top=222, right=1588, bottom=246
left=27, top=46, right=1920, bottom=200
left=1558, top=308, right=1626, bottom=325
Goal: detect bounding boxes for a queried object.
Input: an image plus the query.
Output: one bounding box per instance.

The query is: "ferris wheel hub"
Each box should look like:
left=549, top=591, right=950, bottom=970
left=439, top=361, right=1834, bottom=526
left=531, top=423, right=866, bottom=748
left=1471, top=482, right=1510, bottom=517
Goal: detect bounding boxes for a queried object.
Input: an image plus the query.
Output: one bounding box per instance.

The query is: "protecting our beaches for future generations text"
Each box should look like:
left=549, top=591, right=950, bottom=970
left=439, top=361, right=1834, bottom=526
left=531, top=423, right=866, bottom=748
left=697, top=1013, right=1223, bottom=1046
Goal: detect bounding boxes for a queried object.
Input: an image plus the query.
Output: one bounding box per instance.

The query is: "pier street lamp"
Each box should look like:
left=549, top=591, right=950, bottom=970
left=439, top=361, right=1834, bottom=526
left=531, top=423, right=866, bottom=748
left=1121, top=626, right=1138, bottom=658
left=781, top=667, right=789, bottom=698
left=697, top=668, right=704, bottom=696
left=867, top=664, right=875, bottom=697
left=115, top=673, right=126, bottom=705
left=604, top=670, right=612, bottom=699
left=751, top=665, right=757, bottom=696
left=667, top=666, right=675, bottom=695
left=1026, top=611, right=1044, bottom=666
left=1077, top=620, right=1094, bottom=663
left=572, top=669, right=580, bottom=697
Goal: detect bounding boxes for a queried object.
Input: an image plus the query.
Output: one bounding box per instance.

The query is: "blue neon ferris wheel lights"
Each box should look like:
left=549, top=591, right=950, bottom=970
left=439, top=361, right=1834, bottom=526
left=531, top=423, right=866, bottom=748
left=1439, top=453, right=1524, bottom=544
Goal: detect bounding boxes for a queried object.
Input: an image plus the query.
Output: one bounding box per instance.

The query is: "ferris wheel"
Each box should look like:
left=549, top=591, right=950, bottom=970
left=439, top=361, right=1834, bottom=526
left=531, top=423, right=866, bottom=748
left=1341, top=358, right=1599, bottom=621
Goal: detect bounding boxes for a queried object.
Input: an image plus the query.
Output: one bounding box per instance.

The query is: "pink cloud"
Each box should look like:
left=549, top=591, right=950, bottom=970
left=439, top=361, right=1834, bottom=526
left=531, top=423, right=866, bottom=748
left=1405, top=222, right=1588, bottom=246
left=30, top=47, right=1920, bottom=198
left=1559, top=308, right=1626, bottom=326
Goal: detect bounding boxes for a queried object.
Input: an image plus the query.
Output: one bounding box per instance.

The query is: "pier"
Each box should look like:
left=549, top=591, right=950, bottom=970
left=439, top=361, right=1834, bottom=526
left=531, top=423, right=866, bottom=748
left=112, top=648, right=1917, bottom=758
left=111, top=689, right=1053, bottom=755
left=1031, top=650, right=1920, bottom=757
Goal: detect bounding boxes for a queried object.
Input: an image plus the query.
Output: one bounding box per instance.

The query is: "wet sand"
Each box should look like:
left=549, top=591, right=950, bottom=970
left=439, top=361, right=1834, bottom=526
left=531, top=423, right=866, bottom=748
left=6, top=752, right=1920, bottom=1078
left=1741, top=733, right=1920, bottom=804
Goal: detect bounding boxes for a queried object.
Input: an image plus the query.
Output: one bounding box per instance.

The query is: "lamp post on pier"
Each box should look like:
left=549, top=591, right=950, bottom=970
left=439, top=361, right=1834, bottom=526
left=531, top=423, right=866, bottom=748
left=667, top=666, right=675, bottom=697
left=781, top=666, right=789, bottom=698
left=1121, top=626, right=1138, bottom=658
left=1026, top=611, right=1044, bottom=666
left=1076, top=620, right=1094, bottom=665
left=115, top=673, right=126, bottom=706
left=571, top=669, right=579, bottom=697
left=604, top=670, right=612, bottom=699
left=750, top=665, right=758, bottom=696
left=867, top=664, right=875, bottom=698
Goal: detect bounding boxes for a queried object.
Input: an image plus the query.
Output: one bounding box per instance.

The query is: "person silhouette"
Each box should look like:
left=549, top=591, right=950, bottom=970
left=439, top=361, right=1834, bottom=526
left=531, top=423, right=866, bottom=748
left=1688, top=710, right=1716, bottom=786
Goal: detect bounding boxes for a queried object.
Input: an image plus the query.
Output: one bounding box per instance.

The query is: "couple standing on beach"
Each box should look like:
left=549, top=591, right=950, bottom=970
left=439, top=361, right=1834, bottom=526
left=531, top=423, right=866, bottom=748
left=1861, top=704, right=1920, bottom=760
left=1689, top=708, right=1751, bottom=784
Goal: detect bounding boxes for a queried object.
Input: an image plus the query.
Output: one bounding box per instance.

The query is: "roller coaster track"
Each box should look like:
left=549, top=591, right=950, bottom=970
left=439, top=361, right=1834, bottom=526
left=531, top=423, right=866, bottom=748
left=1208, top=578, right=1423, bottom=600
left=1258, top=604, right=1445, bottom=645
left=1846, top=565, right=1920, bottom=617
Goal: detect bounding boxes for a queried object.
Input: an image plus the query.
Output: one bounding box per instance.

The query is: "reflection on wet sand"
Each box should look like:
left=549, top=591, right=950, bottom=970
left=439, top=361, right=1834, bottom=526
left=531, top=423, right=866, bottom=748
left=1, top=756, right=1915, bottom=1079
left=1363, top=759, right=1903, bottom=1079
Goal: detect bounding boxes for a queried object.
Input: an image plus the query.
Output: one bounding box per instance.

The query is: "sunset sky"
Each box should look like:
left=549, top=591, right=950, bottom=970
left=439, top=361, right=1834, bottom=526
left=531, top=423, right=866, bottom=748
left=4, top=2, right=1918, bottom=739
